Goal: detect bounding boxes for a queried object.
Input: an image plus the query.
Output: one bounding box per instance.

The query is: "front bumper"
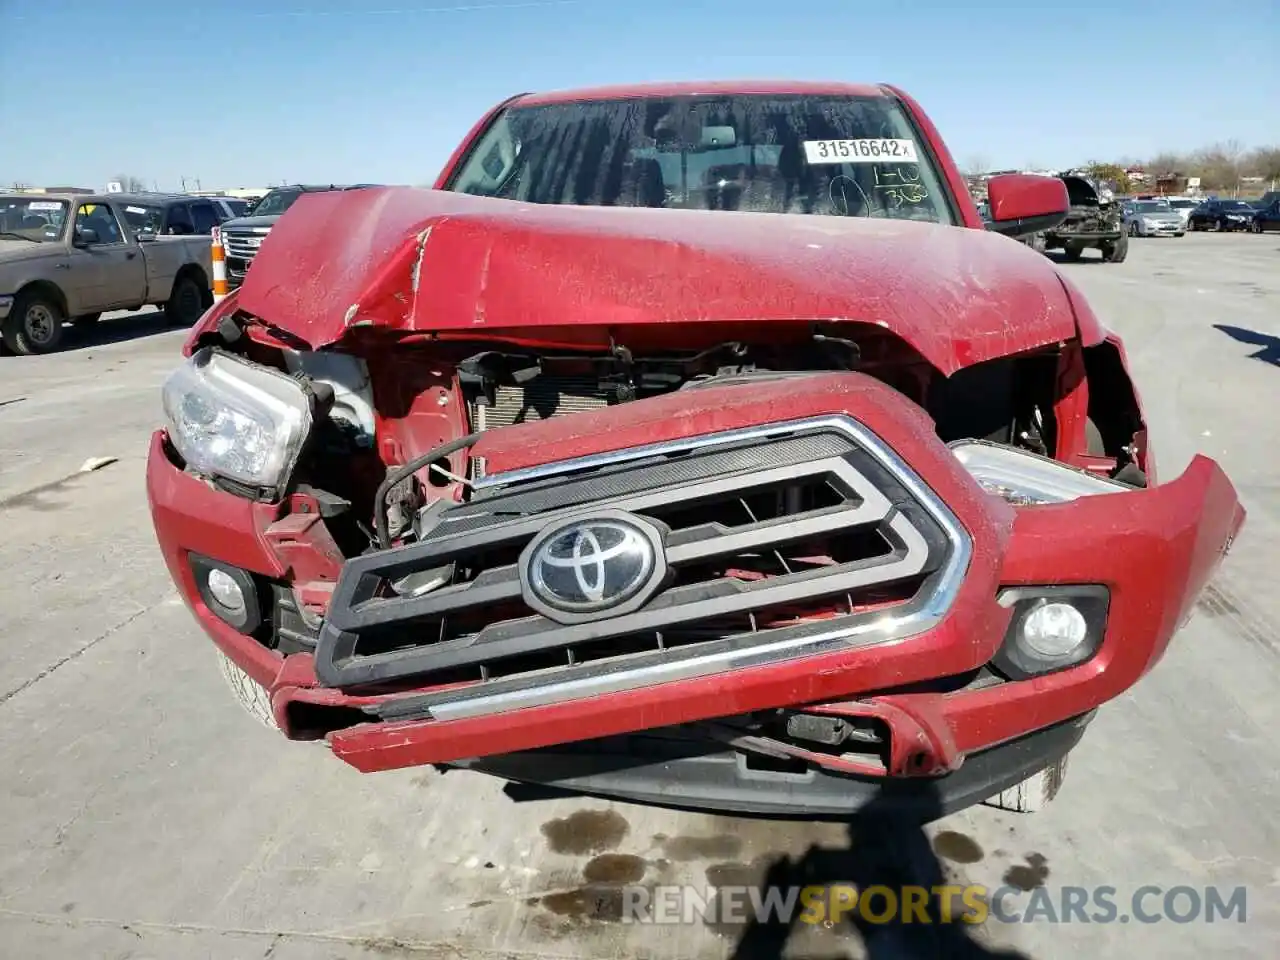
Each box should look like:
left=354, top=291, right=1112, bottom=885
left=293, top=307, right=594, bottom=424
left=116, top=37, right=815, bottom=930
left=1045, top=230, right=1123, bottom=243
left=147, top=373, right=1243, bottom=804
left=1138, top=221, right=1184, bottom=235
left=450, top=713, right=1094, bottom=821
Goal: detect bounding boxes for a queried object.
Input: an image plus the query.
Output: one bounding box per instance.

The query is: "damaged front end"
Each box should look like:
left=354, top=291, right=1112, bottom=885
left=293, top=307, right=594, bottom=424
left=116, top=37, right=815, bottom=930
left=1042, top=176, right=1126, bottom=256
left=147, top=188, right=1243, bottom=819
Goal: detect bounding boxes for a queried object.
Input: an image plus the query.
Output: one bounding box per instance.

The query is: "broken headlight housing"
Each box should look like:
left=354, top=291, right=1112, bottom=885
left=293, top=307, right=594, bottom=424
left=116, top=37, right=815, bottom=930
left=161, top=347, right=320, bottom=499
left=950, top=439, right=1130, bottom=505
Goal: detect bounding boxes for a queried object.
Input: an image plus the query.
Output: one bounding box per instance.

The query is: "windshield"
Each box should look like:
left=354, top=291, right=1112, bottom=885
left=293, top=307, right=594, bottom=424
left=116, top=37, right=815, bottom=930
left=1134, top=200, right=1172, bottom=213
left=0, top=196, right=70, bottom=241
left=119, top=203, right=166, bottom=235
left=446, top=94, right=956, bottom=225
left=248, top=188, right=305, bottom=217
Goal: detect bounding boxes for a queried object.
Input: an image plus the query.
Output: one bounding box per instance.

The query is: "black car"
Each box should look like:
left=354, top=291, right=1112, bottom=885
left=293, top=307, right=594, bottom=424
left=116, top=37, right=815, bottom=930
left=1250, top=200, right=1280, bottom=233
left=1188, top=199, right=1256, bottom=232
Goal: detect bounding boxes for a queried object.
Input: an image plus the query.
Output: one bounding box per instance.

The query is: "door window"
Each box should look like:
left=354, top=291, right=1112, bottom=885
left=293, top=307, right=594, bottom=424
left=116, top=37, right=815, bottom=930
left=190, top=202, right=219, bottom=234
left=165, top=203, right=196, bottom=235
left=74, top=203, right=124, bottom=244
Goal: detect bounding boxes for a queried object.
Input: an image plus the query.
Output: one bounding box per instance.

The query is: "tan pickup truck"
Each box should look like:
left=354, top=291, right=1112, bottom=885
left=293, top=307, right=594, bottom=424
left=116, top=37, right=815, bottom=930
left=0, top=192, right=215, bottom=354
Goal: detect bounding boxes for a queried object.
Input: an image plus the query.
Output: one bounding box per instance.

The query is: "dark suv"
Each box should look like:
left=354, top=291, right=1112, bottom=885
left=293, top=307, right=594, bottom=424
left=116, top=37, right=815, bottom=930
left=114, top=193, right=224, bottom=238
left=216, top=184, right=379, bottom=289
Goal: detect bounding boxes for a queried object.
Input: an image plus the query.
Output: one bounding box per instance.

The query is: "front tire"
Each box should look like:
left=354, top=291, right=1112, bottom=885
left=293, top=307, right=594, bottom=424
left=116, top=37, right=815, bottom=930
left=1104, top=233, right=1129, bottom=263
left=216, top=649, right=277, bottom=729
left=165, top=274, right=206, bottom=326
left=2, top=290, right=66, bottom=355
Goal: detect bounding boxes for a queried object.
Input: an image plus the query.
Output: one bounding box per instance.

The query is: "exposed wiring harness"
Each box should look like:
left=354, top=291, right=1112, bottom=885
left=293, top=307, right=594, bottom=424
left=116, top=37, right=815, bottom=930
left=373, top=431, right=484, bottom=550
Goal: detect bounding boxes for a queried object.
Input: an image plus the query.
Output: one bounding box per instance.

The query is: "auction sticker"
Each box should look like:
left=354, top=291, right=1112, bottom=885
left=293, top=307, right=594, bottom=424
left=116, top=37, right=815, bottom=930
left=804, top=139, right=918, bottom=164
left=26, top=200, right=62, bottom=211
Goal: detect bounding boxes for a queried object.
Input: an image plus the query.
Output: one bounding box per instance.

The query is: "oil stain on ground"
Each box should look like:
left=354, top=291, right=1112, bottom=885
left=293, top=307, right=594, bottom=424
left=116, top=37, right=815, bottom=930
left=700, top=856, right=779, bottom=939
left=527, top=853, right=651, bottom=928
left=532, top=886, right=631, bottom=923
left=582, top=853, right=647, bottom=884
left=932, top=830, right=985, bottom=864
left=1003, top=853, right=1051, bottom=891
left=540, top=809, right=630, bottom=856
left=652, top=832, right=745, bottom=862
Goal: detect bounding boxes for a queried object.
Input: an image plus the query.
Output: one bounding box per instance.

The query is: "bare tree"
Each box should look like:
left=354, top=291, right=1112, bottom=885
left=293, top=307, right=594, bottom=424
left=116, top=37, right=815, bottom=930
left=960, top=154, right=991, bottom=176
left=113, top=173, right=148, bottom=192
left=1244, top=146, right=1280, bottom=184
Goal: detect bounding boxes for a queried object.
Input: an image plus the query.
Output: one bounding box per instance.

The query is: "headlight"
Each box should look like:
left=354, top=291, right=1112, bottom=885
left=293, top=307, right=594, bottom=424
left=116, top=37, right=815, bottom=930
left=950, top=440, right=1130, bottom=504
left=161, top=347, right=317, bottom=497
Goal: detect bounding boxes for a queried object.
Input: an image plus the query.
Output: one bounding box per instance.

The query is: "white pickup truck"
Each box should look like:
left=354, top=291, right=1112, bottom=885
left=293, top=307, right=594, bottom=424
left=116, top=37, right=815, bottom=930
left=0, top=192, right=215, bottom=354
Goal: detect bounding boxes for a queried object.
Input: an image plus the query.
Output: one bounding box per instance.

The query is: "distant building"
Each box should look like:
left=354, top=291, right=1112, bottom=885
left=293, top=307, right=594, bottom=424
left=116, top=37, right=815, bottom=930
left=8, top=185, right=94, bottom=194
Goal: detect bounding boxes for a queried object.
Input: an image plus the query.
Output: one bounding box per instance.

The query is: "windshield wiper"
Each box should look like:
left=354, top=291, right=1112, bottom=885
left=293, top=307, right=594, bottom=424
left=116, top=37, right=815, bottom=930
left=0, top=231, right=41, bottom=243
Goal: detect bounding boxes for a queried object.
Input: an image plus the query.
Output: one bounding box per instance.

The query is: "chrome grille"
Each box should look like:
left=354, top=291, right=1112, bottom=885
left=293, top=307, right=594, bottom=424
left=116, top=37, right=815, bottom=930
left=315, top=416, right=970, bottom=717
left=222, top=230, right=268, bottom=262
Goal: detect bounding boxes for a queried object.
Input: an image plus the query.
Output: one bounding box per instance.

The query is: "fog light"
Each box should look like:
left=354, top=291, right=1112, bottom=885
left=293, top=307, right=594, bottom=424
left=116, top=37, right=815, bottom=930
left=1020, top=602, right=1088, bottom=658
left=206, top=568, right=246, bottom=614
left=991, top=585, right=1109, bottom=680
left=189, top=553, right=262, bottom=634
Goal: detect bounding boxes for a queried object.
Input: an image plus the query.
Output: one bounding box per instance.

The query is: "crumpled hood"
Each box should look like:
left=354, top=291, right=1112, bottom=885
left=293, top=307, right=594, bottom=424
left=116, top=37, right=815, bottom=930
left=236, top=186, right=1083, bottom=375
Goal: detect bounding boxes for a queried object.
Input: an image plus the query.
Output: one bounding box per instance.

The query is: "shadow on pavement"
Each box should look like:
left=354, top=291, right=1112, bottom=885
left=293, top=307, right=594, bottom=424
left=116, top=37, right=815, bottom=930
left=495, top=772, right=1031, bottom=959
left=724, top=782, right=1029, bottom=960
left=1214, top=324, right=1280, bottom=366
left=0, top=309, right=187, bottom=358
left=1043, top=251, right=1107, bottom=266
left=64, top=309, right=188, bottom=351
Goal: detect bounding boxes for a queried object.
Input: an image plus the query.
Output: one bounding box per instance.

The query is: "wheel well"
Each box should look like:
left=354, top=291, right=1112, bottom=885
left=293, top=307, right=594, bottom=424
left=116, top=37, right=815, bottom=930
left=175, top=262, right=210, bottom=290
left=174, top=262, right=213, bottom=306
left=1083, top=340, right=1144, bottom=456
left=15, top=280, right=68, bottom=318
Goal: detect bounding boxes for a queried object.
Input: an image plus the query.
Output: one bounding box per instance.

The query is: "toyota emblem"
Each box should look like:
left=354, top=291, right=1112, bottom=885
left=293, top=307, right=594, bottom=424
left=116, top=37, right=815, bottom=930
left=519, top=512, right=666, bottom=623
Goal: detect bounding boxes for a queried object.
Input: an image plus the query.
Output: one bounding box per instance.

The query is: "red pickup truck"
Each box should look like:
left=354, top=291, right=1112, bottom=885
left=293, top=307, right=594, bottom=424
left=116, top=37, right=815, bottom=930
left=147, top=81, right=1243, bottom=820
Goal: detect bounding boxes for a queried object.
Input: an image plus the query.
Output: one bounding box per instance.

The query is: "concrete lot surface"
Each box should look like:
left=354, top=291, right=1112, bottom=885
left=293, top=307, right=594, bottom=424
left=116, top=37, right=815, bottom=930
left=1, top=232, right=1278, bottom=959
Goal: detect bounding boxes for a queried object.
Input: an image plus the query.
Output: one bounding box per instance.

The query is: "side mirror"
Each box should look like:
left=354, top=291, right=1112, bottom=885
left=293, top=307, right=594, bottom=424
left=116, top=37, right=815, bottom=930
left=72, top=226, right=100, bottom=247
left=985, top=174, right=1069, bottom=238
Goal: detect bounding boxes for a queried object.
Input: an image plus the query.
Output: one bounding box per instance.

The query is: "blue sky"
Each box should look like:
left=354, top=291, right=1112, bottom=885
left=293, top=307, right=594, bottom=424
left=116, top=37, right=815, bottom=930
left=2, top=0, right=1275, bottom=191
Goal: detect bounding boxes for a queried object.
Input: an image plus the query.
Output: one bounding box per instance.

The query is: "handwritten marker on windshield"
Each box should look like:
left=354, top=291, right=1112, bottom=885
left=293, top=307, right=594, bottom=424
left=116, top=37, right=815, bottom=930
left=211, top=228, right=228, bottom=303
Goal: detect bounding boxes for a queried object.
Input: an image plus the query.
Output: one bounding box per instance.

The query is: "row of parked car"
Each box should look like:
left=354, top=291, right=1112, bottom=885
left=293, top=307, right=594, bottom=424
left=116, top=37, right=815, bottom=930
left=0, top=185, right=378, bottom=354
left=1122, top=193, right=1280, bottom=237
